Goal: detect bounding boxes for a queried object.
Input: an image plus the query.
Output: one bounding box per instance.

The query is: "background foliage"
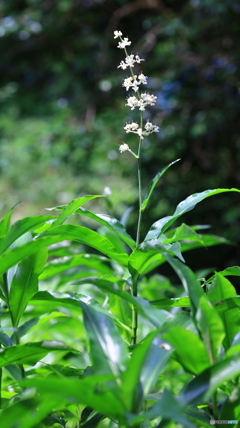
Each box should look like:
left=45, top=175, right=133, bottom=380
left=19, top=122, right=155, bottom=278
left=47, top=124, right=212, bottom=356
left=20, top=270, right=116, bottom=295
left=0, top=0, right=240, bottom=271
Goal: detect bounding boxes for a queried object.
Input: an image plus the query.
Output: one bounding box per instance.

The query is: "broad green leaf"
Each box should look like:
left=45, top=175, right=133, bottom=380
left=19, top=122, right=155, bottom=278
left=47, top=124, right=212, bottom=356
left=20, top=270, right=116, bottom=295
left=8, top=247, right=48, bottom=327
left=77, top=207, right=136, bottom=250
left=23, top=376, right=127, bottom=423
left=42, top=224, right=128, bottom=266
left=0, top=341, right=75, bottom=368
left=0, top=397, right=62, bottom=428
left=121, top=330, right=172, bottom=412
left=164, top=223, right=230, bottom=248
left=182, top=355, right=240, bottom=405
left=128, top=239, right=184, bottom=275
left=109, top=294, right=132, bottom=343
left=0, top=233, right=128, bottom=277
left=0, top=215, right=56, bottom=255
left=164, top=255, right=203, bottom=317
left=47, top=195, right=104, bottom=227
left=196, top=296, right=225, bottom=363
left=140, top=159, right=180, bottom=212
left=206, top=265, right=240, bottom=283
left=145, top=188, right=240, bottom=240
left=207, top=273, right=240, bottom=349
left=162, top=326, right=210, bottom=375
left=80, top=300, right=128, bottom=376
left=40, top=253, right=111, bottom=280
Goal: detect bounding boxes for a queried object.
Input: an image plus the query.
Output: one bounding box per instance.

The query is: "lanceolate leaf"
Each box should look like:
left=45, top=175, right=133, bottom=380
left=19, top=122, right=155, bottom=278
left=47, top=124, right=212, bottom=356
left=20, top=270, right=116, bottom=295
left=80, top=301, right=128, bottom=376
left=0, top=341, right=75, bottom=368
left=8, top=247, right=48, bottom=327
left=0, top=215, right=56, bottom=255
left=164, top=255, right=203, bottom=317
left=162, top=326, right=209, bottom=375
left=145, top=188, right=240, bottom=240
left=128, top=239, right=184, bottom=275
left=0, top=209, right=13, bottom=240
left=0, top=230, right=128, bottom=276
left=47, top=195, right=104, bottom=227
left=207, top=273, right=240, bottom=350
left=121, top=331, right=172, bottom=412
left=196, top=296, right=225, bottom=363
left=182, top=355, right=240, bottom=405
left=140, top=159, right=180, bottom=212
left=77, top=208, right=136, bottom=250
left=42, top=225, right=128, bottom=267
left=23, top=376, right=127, bottom=423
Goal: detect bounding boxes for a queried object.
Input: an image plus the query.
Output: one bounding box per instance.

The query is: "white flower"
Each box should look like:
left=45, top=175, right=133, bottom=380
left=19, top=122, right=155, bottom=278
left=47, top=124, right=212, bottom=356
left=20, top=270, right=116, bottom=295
left=124, top=122, right=139, bottom=133
left=144, top=121, right=160, bottom=134
left=114, top=30, right=122, bottom=39
left=135, top=55, right=144, bottom=64
left=123, top=77, right=134, bottom=91
left=138, top=73, right=147, bottom=85
left=117, top=37, right=131, bottom=49
left=119, top=143, right=130, bottom=153
left=118, top=60, right=128, bottom=70
left=126, top=96, right=139, bottom=110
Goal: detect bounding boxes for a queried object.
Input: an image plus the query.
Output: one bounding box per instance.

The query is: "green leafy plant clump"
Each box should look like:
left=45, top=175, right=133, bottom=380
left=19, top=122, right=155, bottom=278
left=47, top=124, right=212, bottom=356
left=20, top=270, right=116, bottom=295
left=0, top=31, right=239, bottom=428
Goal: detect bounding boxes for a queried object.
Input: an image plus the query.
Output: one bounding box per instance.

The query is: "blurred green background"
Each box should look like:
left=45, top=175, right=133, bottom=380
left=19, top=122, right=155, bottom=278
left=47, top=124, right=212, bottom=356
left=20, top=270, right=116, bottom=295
left=0, top=0, right=240, bottom=271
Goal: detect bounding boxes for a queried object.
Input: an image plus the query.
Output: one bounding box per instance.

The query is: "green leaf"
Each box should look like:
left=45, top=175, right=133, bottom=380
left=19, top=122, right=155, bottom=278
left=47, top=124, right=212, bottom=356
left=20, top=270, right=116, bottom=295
left=150, top=297, right=191, bottom=309
left=40, top=253, right=112, bottom=280
left=0, top=215, right=56, bottom=255
left=0, top=209, right=13, bottom=239
left=164, top=255, right=203, bottom=317
left=207, top=272, right=240, bottom=349
left=42, top=225, right=128, bottom=267
left=0, top=341, right=75, bottom=368
left=196, top=296, right=225, bottom=363
left=80, top=300, right=128, bottom=376
left=121, top=331, right=172, bottom=412
left=182, top=355, right=240, bottom=405
left=0, top=230, right=128, bottom=278
left=162, top=326, right=210, bottom=375
left=47, top=195, right=104, bottom=227
left=8, top=247, right=48, bottom=326
left=206, top=266, right=240, bottom=283
left=23, top=376, right=127, bottom=423
left=220, top=387, right=240, bottom=421
left=128, top=239, right=184, bottom=275
left=145, top=188, right=240, bottom=240
left=140, top=159, right=180, bottom=212
left=77, top=208, right=136, bottom=250
left=146, top=390, right=194, bottom=428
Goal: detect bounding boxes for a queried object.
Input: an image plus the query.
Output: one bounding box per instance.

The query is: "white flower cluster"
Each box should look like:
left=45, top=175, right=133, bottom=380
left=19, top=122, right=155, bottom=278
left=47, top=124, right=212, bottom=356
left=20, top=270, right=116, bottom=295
left=118, top=54, right=144, bottom=70
left=126, top=93, right=157, bottom=111
left=124, top=122, right=159, bottom=140
left=114, top=31, right=159, bottom=150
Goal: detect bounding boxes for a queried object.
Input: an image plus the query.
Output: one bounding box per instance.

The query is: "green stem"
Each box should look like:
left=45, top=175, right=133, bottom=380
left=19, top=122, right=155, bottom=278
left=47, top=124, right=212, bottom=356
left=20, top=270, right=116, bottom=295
left=131, top=274, right=139, bottom=346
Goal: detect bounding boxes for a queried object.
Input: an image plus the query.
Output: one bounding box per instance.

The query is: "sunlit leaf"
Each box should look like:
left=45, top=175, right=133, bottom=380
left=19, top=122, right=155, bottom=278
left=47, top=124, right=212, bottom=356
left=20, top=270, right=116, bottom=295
left=80, top=300, right=128, bottom=376
left=182, top=355, right=240, bottom=405
left=121, top=331, right=172, bottom=412
left=207, top=272, right=240, bottom=349
left=0, top=341, right=75, bottom=368
left=77, top=208, right=136, bottom=250
left=163, top=326, right=209, bottom=375
left=47, top=195, right=104, bottom=227
left=0, top=215, right=56, bottom=255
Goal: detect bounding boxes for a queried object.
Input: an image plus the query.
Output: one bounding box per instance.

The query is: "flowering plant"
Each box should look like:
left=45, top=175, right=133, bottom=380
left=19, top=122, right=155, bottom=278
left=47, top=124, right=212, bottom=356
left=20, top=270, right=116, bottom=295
left=0, top=28, right=239, bottom=428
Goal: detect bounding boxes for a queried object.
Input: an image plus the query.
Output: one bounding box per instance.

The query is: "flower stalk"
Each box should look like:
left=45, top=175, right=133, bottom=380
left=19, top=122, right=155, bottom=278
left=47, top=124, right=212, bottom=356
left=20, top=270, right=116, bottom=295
left=114, top=30, right=159, bottom=344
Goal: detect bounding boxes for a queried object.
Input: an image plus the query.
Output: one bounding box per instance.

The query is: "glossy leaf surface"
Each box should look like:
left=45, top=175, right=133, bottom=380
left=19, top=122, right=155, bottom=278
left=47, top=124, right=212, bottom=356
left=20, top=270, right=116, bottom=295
left=145, top=188, right=240, bottom=240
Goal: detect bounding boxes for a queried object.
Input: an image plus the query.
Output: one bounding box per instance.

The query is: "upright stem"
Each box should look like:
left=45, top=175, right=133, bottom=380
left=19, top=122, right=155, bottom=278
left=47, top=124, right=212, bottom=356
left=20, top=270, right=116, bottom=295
left=131, top=115, right=143, bottom=346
